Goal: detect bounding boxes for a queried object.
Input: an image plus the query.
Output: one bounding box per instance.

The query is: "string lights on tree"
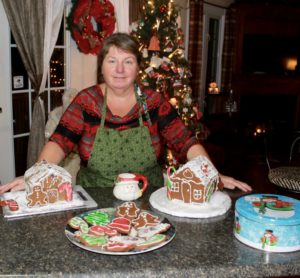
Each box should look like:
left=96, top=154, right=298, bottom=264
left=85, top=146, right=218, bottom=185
left=130, top=0, right=206, bottom=167
left=130, top=0, right=203, bottom=133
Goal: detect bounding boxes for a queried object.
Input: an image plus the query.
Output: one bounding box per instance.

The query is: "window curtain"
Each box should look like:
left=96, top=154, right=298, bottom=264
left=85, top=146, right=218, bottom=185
left=188, top=0, right=204, bottom=103
left=111, top=0, right=129, bottom=32
left=221, top=5, right=237, bottom=92
left=129, top=0, right=143, bottom=24
left=2, top=0, right=64, bottom=168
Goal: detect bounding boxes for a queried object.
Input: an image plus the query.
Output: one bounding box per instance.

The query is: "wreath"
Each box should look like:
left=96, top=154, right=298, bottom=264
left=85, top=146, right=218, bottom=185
left=67, top=0, right=116, bottom=55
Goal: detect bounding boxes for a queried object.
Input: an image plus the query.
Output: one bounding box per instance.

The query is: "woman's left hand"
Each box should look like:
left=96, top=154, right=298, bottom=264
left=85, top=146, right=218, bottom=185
left=220, top=174, right=252, bottom=192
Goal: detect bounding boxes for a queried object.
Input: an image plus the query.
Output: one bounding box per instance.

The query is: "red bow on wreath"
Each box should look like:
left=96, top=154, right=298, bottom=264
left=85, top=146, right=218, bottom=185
left=68, top=0, right=116, bottom=55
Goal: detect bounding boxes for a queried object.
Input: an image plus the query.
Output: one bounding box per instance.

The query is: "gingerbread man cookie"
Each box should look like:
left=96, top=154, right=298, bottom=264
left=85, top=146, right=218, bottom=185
left=27, top=185, right=48, bottom=207
left=132, top=211, right=160, bottom=229
left=115, top=202, right=140, bottom=220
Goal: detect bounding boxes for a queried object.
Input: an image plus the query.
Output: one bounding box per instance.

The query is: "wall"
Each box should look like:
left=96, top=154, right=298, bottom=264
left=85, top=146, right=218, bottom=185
left=232, top=2, right=300, bottom=130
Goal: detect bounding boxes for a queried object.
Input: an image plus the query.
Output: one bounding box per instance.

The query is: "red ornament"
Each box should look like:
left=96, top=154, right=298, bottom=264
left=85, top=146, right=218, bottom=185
left=160, top=4, right=167, bottom=13
left=68, top=0, right=116, bottom=55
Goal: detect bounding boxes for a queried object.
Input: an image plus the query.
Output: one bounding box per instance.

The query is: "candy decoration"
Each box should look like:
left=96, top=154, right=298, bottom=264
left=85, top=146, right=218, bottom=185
left=0, top=200, right=8, bottom=206
left=4, top=200, right=19, bottom=211
left=58, top=182, right=73, bottom=201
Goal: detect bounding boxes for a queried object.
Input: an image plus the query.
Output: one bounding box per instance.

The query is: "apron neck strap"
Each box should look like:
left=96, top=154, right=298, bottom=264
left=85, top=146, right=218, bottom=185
left=101, top=86, right=144, bottom=127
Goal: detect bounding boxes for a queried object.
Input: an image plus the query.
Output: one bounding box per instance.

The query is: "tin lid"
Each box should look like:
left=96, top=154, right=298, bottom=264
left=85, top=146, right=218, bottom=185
left=235, top=194, right=300, bottom=225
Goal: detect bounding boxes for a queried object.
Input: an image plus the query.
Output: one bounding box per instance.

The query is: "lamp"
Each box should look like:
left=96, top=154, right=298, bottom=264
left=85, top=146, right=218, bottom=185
left=208, top=82, right=219, bottom=94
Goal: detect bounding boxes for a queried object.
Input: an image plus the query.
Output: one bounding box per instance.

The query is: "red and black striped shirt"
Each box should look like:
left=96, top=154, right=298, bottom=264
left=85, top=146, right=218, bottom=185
left=50, top=85, right=199, bottom=166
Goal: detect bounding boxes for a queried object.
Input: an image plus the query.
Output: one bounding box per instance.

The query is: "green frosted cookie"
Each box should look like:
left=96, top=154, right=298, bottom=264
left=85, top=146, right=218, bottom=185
left=79, top=234, right=108, bottom=247
left=135, top=234, right=167, bottom=250
left=84, top=211, right=110, bottom=226
left=68, top=216, right=86, bottom=229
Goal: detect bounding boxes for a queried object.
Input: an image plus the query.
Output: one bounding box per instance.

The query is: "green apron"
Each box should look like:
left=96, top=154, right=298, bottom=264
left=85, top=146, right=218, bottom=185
left=77, top=88, right=163, bottom=187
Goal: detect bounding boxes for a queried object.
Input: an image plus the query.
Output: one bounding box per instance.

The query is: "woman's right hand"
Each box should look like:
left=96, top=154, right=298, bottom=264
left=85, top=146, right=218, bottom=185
left=0, top=176, right=25, bottom=194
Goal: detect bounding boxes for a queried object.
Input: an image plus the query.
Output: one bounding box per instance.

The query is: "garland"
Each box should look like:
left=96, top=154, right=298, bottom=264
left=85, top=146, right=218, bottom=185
left=68, top=0, right=116, bottom=55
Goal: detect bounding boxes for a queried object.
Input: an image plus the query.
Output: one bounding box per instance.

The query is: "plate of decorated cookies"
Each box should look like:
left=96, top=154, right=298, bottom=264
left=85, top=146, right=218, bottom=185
left=65, top=201, right=176, bottom=255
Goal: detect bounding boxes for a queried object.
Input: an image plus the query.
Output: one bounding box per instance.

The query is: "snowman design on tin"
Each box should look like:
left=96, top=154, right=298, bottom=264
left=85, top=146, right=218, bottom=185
left=246, top=195, right=295, bottom=218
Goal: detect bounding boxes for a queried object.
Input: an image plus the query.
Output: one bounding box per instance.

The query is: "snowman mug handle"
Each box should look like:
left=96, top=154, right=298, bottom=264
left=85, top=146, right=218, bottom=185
left=134, top=174, right=148, bottom=193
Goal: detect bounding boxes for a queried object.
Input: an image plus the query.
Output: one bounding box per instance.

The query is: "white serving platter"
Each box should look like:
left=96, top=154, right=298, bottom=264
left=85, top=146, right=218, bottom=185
left=65, top=207, right=176, bottom=255
left=149, top=187, right=231, bottom=218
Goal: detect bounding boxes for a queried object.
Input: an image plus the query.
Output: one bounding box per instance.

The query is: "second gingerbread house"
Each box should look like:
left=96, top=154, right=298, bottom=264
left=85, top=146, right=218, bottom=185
left=167, top=156, right=220, bottom=204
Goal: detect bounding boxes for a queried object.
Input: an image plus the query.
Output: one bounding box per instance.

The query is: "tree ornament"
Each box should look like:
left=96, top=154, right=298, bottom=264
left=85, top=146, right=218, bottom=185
left=67, top=0, right=116, bottom=55
left=148, top=35, right=160, bottom=51
left=161, top=57, right=170, bottom=71
left=142, top=48, right=149, bottom=58
left=164, top=40, right=174, bottom=52
left=150, top=55, right=162, bottom=68
left=160, top=4, right=168, bottom=13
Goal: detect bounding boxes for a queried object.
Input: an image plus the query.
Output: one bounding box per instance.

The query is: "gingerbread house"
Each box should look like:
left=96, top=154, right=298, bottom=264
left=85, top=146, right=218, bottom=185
left=167, top=156, right=220, bottom=204
left=24, top=160, right=73, bottom=208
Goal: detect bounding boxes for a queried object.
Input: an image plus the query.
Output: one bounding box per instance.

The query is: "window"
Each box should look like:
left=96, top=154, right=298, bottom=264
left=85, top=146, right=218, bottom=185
left=201, top=4, right=226, bottom=94
left=171, top=182, right=180, bottom=192
left=193, top=189, right=202, bottom=200
left=10, top=10, right=70, bottom=176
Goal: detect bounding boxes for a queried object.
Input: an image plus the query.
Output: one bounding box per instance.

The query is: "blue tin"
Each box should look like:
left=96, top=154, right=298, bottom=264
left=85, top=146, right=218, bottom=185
left=234, top=194, right=300, bottom=252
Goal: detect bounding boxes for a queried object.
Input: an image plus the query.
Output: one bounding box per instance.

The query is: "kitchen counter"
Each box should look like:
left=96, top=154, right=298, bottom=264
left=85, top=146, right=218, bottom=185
left=1, top=187, right=300, bottom=278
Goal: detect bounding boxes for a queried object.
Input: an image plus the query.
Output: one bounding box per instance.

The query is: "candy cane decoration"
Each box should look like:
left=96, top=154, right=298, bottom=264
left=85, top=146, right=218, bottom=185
left=58, top=182, right=73, bottom=201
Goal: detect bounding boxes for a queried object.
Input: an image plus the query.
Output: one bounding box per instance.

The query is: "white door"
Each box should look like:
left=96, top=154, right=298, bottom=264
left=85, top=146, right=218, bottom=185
left=0, top=1, right=15, bottom=184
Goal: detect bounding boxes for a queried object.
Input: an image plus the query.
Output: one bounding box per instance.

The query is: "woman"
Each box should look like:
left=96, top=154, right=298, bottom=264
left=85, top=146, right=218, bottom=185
left=0, top=32, right=251, bottom=193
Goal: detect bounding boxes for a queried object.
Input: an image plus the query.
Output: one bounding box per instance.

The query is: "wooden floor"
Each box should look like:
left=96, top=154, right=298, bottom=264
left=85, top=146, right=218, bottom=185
left=204, top=127, right=300, bottom=200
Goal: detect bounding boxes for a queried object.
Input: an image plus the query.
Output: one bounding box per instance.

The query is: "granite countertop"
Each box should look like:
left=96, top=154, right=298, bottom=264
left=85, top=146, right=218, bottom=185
left=1, top=187, right=300, bottom=278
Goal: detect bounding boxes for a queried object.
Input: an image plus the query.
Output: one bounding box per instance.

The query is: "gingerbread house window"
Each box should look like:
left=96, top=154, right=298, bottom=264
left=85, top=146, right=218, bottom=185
left=194, top=189, right=202, bottom=200
left=171, top=182, right=180, bottom=192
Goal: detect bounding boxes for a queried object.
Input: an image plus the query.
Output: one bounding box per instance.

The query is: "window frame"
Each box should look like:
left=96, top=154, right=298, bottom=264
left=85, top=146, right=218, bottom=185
left=9, top=8, right=70, bottom=175
left=201, top=3, right=226, bottom=93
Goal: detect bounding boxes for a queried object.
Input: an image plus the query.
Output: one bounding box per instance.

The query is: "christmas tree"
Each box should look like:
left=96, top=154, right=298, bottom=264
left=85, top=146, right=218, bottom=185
left=130, top=0, right=203, bottom=137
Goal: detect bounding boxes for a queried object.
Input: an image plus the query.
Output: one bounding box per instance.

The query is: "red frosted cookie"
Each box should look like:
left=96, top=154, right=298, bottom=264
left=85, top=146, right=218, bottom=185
left=105, top=242, right=135, bottom=252
left=115, top=202, right=140, bottom=220
left=89, top=225, right=118, bottom=237
left=107, top=217, right=131, bottom=234
left=1, top=199, right=19, bottom=211
left=132, top=211, right=160, bottom=229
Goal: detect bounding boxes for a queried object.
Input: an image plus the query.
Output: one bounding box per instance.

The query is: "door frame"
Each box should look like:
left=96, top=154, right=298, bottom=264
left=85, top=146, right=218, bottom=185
left=0, top=0, right=15, bottom=183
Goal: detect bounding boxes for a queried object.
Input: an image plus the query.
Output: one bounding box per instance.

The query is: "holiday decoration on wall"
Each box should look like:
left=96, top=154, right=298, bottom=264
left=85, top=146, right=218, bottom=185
left=67, top=0, right=116, bottom=55
left=130, top=0, right=208, bottom=165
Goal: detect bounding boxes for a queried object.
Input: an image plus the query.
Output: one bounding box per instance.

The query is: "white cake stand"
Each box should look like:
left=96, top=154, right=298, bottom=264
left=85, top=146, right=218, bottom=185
left=149, top=187, right=231, bottom=218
